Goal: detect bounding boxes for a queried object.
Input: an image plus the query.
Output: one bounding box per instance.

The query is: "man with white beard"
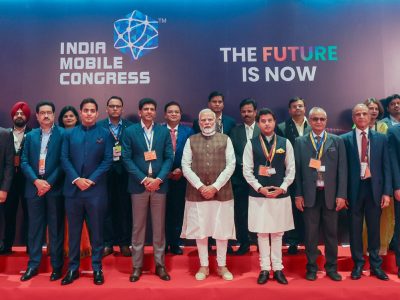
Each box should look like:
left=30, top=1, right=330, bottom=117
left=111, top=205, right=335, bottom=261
left=181, top=108, right=236, bottom=281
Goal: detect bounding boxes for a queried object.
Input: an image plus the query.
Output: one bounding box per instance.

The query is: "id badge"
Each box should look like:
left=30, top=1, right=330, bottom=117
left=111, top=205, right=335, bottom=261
left=39, top=153, right=46, bottom=175
left=113, top=145, right=122, bottom=161
left=258, top=165, right=270, bottom=177
left=360, top=162, right=371, bottom=179
left=309, top=158, right=321, bottom=169
left=268, top=167, right=276, bottom=175
left=14, top=155, right=20, bottom=167
left=144, top=150, right=157, bottom=161
left=316, top=179, right=325, bottom=187
left=319, top=165, right=326, bottom=172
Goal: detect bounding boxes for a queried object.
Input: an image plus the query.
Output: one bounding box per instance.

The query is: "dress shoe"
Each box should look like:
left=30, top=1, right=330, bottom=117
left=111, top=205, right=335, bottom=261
left=120, top=245, right=132, bottom=257
left=50, top=269, right=63, bottom=281
left=350, top=266, right=363, bottom=280
left=274, top=270, right=288, bottom=284
left=169, top=245, right=183, bottom=255
left=287, top=245, right=298, bottom=255
left=102, top=246, right=114, bottom=257
left=235, top=244, right=250, bottom=255
left=398, top=267, right=400, bottom=279
left=129, top=267, right=142, bottom=282
left=155, top=265, right=171, bottom=281
left=195, top=266, right=209, bottom=281
left=305, top=271, right=317, bottom=281
left=326, top=271, right=342, bottom=281
left=0, top=247, right=12, bottom=255
left=257, top=270, right=269, bottom=284
left=20, top=268, right=39, bottom=281
left=217, top=266, right=233, bottom=281
left=370, top=268, right=389, bottom=281
left=93, top=270, right=104, bottom=285
left=227, top=245, right=234, bottom=255
left=61, top=270, right=79, bottom=285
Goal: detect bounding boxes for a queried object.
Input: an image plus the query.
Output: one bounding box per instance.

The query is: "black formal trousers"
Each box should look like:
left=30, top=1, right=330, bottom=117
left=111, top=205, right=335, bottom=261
left=26, top=194, right=64, bottom=270
left=348, top=179, right=382, bottom=269
left=232, top=177, right=250, bottom=246
left=165, top=177, right=186, bottom=247
left=393, top=200, right=400, bottom=267
left=104, top=165, right=132, bottom=247
left=303, top=189, right=338, bottom=273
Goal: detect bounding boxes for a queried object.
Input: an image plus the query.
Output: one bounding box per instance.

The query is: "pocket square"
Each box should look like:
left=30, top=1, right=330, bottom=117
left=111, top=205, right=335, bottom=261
left=327, top=147, right=336, bottom=152
left=276, top=148, right=285, bottom=154
left=96, top=138, right=104, bottom=144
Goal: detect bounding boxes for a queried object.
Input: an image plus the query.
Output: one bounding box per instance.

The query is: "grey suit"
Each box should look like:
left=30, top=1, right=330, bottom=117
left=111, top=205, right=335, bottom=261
left=294, top=132, right=347, bottom=273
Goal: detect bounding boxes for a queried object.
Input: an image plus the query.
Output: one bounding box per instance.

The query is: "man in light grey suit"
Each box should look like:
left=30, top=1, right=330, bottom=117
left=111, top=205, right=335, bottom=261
left=229, top=98, right=259, bottom=255
left=294, top=107, right=347, bottom=281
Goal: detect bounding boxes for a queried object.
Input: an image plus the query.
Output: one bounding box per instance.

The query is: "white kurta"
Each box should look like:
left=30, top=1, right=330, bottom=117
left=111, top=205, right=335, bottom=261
left=180, top=135, right=236, bottom=240
left=243, top=137, right=295, bottom=233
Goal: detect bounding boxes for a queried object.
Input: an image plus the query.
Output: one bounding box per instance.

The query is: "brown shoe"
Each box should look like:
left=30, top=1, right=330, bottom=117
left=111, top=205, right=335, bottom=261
left=155, top=265, right=171, bottom=281
left=129, top=267, right=142, bottom=282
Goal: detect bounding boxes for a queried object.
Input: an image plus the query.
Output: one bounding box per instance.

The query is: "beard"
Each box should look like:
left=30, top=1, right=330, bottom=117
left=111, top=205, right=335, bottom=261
left=200, top=125, right=216, bottom=136
left=14, top=117, right=27, bottom=128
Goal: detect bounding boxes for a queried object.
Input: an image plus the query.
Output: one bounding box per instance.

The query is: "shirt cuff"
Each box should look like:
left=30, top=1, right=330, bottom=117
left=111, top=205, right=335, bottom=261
left=72, top=177, right=80, bottom=184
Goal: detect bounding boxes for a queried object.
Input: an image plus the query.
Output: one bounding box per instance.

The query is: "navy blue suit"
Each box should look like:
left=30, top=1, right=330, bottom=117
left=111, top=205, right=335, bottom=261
left=61, top=124, right=113, bottom=272
left=342, top=129, right=392, bottom=269
left=97, top=118, right=133, bottom=249
left=192, top=114, right=236, bottom=135
left=21, top=125, right=65, bottom=271
left=163, top=124, right=193, bottom=249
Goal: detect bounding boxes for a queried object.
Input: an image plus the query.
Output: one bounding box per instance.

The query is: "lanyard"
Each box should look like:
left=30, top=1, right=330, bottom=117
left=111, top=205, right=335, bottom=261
left=109, top=124, right=122, bottom=142
left=143, top=127, right=154, bottom=151
left=309, top=132, right=327, bottom=160
left=259, top=134, right=277, bottom=166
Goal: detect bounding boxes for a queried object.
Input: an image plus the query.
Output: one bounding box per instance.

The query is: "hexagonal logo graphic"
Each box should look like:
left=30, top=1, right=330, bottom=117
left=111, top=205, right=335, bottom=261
left=113, top=10, right=159, bottom=61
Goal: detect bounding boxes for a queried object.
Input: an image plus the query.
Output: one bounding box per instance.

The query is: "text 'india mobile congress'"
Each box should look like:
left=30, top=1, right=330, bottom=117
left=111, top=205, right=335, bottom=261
left=220, top=46, right=338, bottom=82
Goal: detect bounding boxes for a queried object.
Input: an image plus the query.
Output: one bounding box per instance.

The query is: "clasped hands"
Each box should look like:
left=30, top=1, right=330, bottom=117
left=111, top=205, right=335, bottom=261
left=34, top=179, right=52, bottom=196
left=198, top=185, right=218, bottom=200
left=75, top=178, right=95, bottom=191
left=143, top=177, right=162, bottom=192
left=259, top=186, right=284, bottom=198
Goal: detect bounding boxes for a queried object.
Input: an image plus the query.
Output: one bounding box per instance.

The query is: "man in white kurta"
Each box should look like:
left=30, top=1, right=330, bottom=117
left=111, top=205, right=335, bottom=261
left=181, top=108, right=236, bottom=281
left=243, top=108, right=295, bottom=285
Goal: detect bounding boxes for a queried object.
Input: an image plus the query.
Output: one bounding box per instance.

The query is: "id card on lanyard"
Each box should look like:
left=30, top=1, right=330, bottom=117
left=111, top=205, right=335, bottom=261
left=143, top=128, right=157, bottom=161
left=308, top=132, right=327, bottom=172
left=258, top=134, right=277, bottom=177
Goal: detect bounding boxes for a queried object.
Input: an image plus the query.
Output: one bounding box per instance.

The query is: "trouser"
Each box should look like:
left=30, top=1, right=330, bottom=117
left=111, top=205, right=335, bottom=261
left=196, top=237, right=228, bottom=267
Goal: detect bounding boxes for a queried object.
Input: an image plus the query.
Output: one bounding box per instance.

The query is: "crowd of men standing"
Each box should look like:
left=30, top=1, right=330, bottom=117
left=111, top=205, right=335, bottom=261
left=0, top=92, right=400, bottom=285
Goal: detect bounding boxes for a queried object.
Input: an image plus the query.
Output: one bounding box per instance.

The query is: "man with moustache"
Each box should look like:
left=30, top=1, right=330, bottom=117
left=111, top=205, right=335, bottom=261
left=276, top=97, right=311, bottom=255
left=229, top=98, right=260, bottom=255
left=20, top=101, right=65, bottom=281
left=294, top=107, right=347, bottom=281
left=61, top=98, right=113, bottom=285
left=181, top=108, right=236, bottom=281
left=0, top=102, right=31, bottom=255
left=122, top=98, right=174, bottom=282
left=98, top=96, right=133, bottom=257
left=163, top=101, right=193, bottom=255
left=342, top=104, right=391, bottom=281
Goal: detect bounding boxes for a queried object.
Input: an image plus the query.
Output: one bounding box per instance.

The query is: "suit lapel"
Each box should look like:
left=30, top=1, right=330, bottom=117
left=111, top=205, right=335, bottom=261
left=351, top=130, right=361, bottom=161
left=321, top=133, right=333, bottom=157
left=253, top=124, right=261, bottom=138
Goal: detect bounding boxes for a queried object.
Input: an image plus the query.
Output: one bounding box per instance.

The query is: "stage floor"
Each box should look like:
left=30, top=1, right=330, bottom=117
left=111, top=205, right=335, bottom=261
left=1, top=246, right=399, bottom=300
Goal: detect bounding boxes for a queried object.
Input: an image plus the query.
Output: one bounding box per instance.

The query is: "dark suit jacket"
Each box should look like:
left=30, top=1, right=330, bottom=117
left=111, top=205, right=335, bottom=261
left=0, top=128, right=14, bottom=192
left=294, top=132, right=347, bottom=210
left=162, top=124, right=193, bottom=170
left=61, top=124, right=113, bottom=198
left=229, top=123, right=260, bottom=185
left=21, top=126, right=65, bottom=198
left=387, top=126, right=400, bottom=190
left=122, top=123, right=174, bottom=194
left=380, top=117, right=395, bottom=129
left=276, top=118, right=311, bottom=146
left=192, top=114, right=236, bottom=135
left=342, top=129, right=392, bottom=207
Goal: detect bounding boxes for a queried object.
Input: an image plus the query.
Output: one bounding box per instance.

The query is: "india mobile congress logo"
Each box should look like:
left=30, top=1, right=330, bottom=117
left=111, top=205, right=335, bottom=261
left=113, top=10, right=159, bottom=60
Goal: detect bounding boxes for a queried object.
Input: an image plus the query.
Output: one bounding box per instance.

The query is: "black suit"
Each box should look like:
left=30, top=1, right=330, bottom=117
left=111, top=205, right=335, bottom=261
left=276, top=119, right=311, bottom=247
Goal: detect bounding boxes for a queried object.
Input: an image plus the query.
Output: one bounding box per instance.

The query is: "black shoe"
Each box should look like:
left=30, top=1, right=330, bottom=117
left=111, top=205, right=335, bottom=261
left=398, top=267, right=400, bottom=279
left=227, top=245, right=234, bottom=255
left=20, top=268, right=38, bottom=281
left=50, top=269, right=63, bottom=281
left=287, top=245, right=298, bottom=255
left=120, top=245, right=132, bottom=257
left=326, top=271, right=342, bottom=281
left=102, top=246, right=114, bottom=257
left=370, top=268, right=389, bottom=281
left=169, top=245, right=183, bottom=255
left=351, top=266, right=363, bottom=280
left=257, top=270, right=269, bottom=284
left=274, top=270, right=288, bottom=284
left=93, top=270, right=104, bottom=285
left=0, top=247, right=12, bottom=255
left=305, top=271, right=317, bottom=281
left=61, top=270, right=79, bottom=285
left=155, top=265, right=171, bottom=281
left=235, top=244, right=250, bottom=255
left=129, top=267, right=142, bottom=282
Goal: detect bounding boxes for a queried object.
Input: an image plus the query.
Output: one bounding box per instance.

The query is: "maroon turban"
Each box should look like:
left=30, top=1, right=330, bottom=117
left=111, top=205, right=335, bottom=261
left=10, top=101, right=31, bottom=121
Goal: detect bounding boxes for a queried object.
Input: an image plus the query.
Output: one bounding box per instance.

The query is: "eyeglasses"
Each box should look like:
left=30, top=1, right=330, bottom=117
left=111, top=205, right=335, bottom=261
left=310, top=117, right=327, bottom=122
left=39, top=111, right=53, bottom=116
left=108, top=105, right=122, bottom=109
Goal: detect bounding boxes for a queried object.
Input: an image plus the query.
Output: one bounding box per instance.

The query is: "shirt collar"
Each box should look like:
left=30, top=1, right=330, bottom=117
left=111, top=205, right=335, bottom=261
left=141, top=120, right=154, bottom=130
left=167, top=123, right=179, bottom=131
left=292, top=117, right=307, bottom=127
left=355, top=127, right=369, bottom=136
left=312, top=130, right=326, bottom=139
left=245, top=122, right=255, bottom=130
left=389, top=115, right=400, bottom=125
left=108, top=118, right=122, bottom=127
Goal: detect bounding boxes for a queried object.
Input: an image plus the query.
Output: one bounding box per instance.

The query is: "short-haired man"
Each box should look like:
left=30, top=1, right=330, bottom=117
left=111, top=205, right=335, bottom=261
left=295, top=107, right=347, bottom=281
left=342, top=104, right=391, bottom=281
left=20, top=101, right=65, bottom=281
left=181, top=108, right=236, bottom=281
left=98, top=96, right=133, bottom=257
left=122, top=98, right=174, bottom=282
left=61, top=98, right=113, bottom=285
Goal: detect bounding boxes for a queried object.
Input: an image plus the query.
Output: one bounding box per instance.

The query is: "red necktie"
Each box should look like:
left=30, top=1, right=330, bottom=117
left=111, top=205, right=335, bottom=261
left=361, top=131, right=368, bottom=163
left=170, top=128, right=177, bottom=152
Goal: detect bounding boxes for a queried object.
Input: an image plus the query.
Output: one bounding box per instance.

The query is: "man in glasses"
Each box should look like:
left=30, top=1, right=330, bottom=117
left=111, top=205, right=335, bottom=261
left=294, top=107, right=347, bottom=281
left=98, top=96, right=133, bottom=257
